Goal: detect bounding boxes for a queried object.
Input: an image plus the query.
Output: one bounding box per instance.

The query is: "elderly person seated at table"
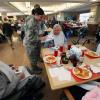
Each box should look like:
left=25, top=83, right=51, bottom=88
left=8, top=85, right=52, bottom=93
left=44, top=24, right=67, bottom=48
left=0, top=61, right=45, bottom=100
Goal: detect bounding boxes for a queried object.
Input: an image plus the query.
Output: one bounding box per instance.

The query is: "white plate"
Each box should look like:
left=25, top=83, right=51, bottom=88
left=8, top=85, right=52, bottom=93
left=72, top=67, right=92, bottom=79
left=43, top=55, right=56, bottom=64
left=86, top=51, right=99, bottom=58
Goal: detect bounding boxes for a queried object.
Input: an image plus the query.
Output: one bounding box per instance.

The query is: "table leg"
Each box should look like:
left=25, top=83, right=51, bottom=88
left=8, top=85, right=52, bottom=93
left=63, top=88, right=75, bottom=100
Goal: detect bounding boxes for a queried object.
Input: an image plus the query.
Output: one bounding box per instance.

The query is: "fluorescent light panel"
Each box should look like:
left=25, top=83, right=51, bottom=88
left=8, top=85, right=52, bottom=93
left=7, top=12, right=24, bottom=16
left=10, top=2, right=84, bottom=15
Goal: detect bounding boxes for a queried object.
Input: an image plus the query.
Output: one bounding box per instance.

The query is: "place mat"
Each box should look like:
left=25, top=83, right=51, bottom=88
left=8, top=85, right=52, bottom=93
left=68, top=68, right=100, bottom=82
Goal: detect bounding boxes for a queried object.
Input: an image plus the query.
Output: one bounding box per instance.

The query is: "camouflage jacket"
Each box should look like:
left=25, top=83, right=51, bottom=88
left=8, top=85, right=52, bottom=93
left=23, top=15, right=40, bottom=46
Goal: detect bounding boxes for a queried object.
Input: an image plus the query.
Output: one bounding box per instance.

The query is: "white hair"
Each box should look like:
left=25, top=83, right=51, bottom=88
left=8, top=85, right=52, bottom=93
left=53, top=24, right=62, bottom=30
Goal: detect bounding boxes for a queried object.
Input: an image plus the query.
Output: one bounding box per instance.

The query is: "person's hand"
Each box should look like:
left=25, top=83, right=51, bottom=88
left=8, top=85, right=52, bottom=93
left=39, top=36, right=47, bottom=41
left=17, top=72, right=25, bottom=80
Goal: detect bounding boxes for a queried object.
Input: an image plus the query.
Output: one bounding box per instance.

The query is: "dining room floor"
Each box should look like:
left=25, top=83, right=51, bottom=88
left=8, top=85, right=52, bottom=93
left=0, top=33, right=95, bottom=100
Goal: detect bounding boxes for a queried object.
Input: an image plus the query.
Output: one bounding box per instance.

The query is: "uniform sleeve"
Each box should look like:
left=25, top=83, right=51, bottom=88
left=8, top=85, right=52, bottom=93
left=24, top=16, right=34, bottom=32
left=41, top=21, right=45, bottom=31
left=0, top=74, right=8, bottom=99
left=39, top=22, right=46, bottom=35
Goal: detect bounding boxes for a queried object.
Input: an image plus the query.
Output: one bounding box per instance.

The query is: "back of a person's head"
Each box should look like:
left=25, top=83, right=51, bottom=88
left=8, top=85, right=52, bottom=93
left=34, top=4, right=40, bottom=9
left=4, top=17, right=8, bottom=22
left=32, top=7, right=44, bottom=15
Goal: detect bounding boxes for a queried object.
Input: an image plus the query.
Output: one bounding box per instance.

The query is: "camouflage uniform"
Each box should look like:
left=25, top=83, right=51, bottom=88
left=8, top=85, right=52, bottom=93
left=23, top=15, right=41, bottom=68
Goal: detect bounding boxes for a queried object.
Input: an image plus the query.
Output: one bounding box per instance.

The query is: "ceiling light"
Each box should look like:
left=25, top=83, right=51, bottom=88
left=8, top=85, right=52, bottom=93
left=7, top=12, right=24, bottom=16
left=91, top=0, right=98, bottom=2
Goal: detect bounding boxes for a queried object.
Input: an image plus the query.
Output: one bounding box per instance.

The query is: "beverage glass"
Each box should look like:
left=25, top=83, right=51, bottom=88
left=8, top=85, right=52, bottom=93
left=68, top=44, right=71, bottom=50
left=59, top=46, right=63, bottom=52
left=72, top=61, right=77, bottom=67
left=54, top=50, right=58, bottom=57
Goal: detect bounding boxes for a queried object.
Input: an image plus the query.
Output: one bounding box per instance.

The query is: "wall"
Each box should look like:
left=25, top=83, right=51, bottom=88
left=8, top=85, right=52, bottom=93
left=88, top=2, right=100, bottom=24
left=56, top=12, right=64, bottom=21
left=95, top=4, right=100, bottom=23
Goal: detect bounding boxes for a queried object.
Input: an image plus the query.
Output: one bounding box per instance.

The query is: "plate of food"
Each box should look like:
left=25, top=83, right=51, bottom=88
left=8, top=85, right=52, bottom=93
left=72, top=67, right=92, bottom=79
left=85, top=51, right=100, bottom=58
left=43, top=55, right=56, bottom=64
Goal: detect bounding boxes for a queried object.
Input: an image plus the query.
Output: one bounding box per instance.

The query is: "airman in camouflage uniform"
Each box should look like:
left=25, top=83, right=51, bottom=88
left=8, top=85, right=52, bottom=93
left=23, top=8, right=44, bottom=74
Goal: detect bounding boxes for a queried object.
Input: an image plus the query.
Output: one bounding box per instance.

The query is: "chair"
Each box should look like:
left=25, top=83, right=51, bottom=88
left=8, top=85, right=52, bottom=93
left=72, top=27, right=92, bottom=46
left=72, top=27, right=88, bottom=45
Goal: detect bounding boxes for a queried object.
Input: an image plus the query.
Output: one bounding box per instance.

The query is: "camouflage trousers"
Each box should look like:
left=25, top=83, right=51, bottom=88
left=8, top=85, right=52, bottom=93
left=24, top=41, right=41, bottom=67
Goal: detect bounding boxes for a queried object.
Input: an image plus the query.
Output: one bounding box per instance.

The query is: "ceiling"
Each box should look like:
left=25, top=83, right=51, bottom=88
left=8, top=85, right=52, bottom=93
left=0, top=0, right=99, bottom=16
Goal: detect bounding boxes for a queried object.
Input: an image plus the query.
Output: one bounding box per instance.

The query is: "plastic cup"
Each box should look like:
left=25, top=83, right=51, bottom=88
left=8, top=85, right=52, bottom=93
left=54, top=50, right=58, bottom=57
left=68, top=44, right=71, bottom=50
left=59, top=46, right=63, bottom=52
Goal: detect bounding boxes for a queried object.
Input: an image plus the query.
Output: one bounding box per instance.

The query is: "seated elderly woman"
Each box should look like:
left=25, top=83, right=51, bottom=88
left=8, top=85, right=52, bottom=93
left=43, top=24, right=67, bottom=48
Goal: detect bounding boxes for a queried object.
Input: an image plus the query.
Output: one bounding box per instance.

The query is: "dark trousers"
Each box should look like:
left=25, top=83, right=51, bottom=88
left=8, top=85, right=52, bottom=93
left=68, top=86, right=88, bottom=100
left=24, top=40, right=41, bottom=67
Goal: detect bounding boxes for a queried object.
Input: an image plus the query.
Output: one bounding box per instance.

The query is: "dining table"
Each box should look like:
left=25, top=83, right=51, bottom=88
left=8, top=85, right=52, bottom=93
left=41, top=45, right=100, bottom=99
